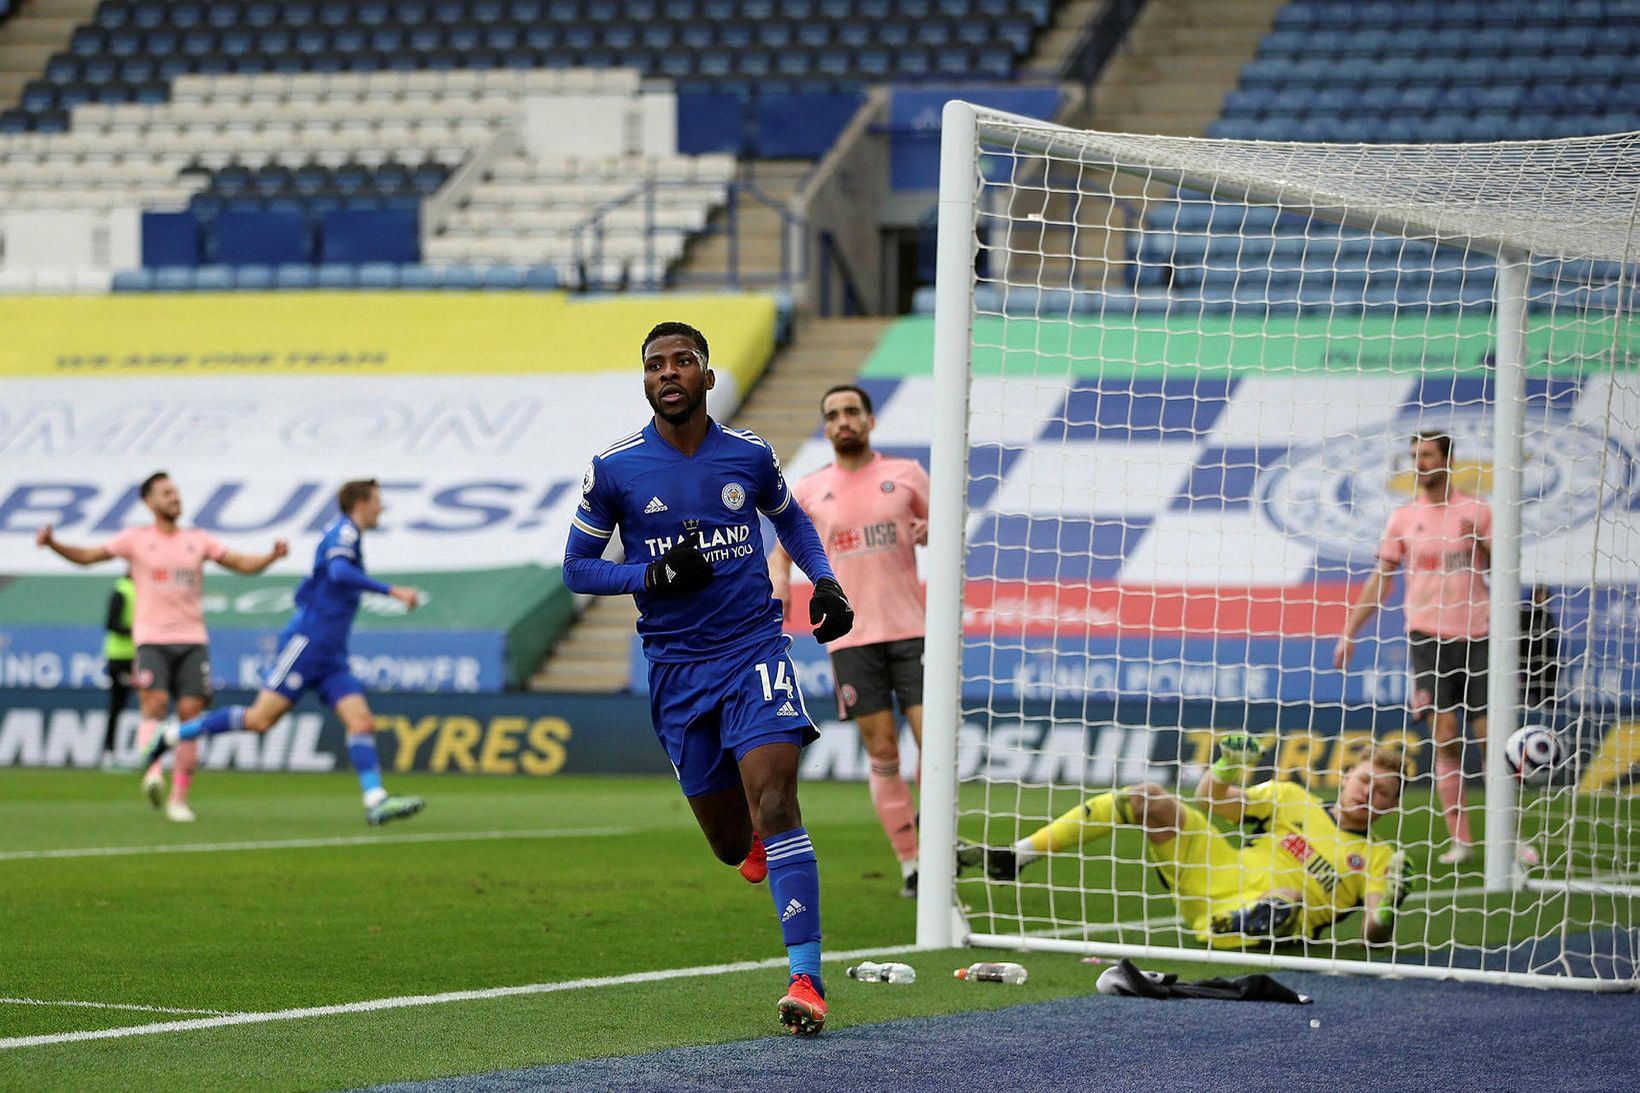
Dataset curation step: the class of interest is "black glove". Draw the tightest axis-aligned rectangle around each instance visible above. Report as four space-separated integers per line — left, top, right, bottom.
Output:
644 533 713 595
809 576 854 643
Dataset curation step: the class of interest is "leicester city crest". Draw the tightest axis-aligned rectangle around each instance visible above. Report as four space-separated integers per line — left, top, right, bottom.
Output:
721 482 747 510
1259 411 1636 561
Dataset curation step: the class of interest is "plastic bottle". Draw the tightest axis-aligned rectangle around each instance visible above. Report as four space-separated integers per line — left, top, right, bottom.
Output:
954 961 1028 985
846 961 917 984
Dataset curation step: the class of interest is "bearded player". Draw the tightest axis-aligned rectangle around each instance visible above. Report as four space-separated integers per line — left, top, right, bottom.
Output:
1334 430 1535 867
37 471 287 821
770 384 930 898
961 739 1411 948
562 321 853 1036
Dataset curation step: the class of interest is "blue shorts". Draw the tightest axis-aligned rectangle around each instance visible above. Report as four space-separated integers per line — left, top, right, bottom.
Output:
263 630 363 708
646 634 818 798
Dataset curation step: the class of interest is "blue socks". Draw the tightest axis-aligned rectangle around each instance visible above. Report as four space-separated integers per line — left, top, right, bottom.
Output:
347 734 386 806
764 826 823 996
176 706 243 742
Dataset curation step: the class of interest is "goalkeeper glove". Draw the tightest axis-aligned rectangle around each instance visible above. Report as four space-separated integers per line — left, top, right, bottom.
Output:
1210 732 1265 784
644 533 713 595
1372 850 1410 933
809 577 854 643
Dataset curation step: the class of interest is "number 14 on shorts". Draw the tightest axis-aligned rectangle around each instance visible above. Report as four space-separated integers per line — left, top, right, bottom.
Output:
754 660 796 702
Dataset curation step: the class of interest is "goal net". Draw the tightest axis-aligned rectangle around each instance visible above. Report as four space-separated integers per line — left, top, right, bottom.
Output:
916 102 1639 991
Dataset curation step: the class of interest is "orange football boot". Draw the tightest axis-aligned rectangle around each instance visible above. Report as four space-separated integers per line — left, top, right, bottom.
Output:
738 832 768 884
778 973 827 1036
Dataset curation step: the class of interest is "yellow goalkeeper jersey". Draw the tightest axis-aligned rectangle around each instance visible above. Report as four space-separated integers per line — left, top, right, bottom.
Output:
1236 780 1398 939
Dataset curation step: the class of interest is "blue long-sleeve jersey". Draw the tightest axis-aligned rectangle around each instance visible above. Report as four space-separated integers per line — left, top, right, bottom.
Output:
563 418 834 663
287 516 390 652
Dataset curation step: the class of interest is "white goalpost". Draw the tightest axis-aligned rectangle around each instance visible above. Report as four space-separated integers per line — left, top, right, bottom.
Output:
918 101 1639 991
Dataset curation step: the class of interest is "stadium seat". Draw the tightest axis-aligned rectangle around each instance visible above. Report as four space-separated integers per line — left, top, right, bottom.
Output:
272 262 317 288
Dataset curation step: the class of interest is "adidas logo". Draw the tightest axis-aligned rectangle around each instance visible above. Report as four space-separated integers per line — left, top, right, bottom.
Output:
781 898 806 922
777 700 799 717
644 496 668 514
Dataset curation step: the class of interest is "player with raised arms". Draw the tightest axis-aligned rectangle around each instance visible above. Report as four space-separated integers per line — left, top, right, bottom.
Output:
137 479 426 827
562 321 853 1036
769 384 930 898
1333 430 1534 866
36 471 287 821
961 738 1411 948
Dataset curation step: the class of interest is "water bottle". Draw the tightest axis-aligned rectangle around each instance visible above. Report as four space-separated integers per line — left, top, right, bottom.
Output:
846 961 917 984
954 961 1028 985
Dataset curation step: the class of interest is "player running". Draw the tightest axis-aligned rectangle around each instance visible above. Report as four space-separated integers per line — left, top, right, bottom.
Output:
36 471 287 821
562 321 853 1036
138 480 426 827
960 738 1411 949
1333 430 1534 867
769 384 930 898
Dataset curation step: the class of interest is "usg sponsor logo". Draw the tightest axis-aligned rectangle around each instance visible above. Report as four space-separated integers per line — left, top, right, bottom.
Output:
1259 412 1637 559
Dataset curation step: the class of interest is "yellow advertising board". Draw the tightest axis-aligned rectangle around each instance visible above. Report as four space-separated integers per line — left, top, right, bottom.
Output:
0 291 777 392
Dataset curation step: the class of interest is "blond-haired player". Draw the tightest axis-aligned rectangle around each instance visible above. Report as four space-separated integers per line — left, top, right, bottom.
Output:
960 738 1411 948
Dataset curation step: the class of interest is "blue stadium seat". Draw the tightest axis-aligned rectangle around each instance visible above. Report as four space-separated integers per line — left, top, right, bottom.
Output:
398 264 443 289
315 263 357 289
481 265 526 289
273 263 318 289
441 266 485 290
356 262 401 289
45 55 83 84
73 26 112 55
319 2 354 27
94 3 132 30
206 2 242 29
130 1 166 29
192 265 234 291
229 263 271 289
112 268 158 291
153 266 199 291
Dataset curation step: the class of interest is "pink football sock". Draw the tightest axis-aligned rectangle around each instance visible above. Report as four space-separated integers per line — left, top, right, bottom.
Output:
170 740 199 803
1435 752 1472 845
868 760 919 862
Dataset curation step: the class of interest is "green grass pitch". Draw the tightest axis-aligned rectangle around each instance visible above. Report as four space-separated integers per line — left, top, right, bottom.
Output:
0 769 1630 1089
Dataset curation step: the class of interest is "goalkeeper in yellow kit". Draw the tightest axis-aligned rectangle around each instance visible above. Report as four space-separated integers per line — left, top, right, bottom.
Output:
959 738 1410 948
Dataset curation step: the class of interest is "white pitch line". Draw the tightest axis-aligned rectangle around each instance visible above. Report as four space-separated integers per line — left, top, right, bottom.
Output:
0 998 241 1017
0 943 922 1051
0 828 632 863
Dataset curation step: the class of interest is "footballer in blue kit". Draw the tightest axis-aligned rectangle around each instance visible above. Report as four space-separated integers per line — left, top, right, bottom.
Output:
563 321 854 1036
139 479 427 827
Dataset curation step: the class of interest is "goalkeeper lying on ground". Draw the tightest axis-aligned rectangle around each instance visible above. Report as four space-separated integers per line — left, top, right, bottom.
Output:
959 739 1410 948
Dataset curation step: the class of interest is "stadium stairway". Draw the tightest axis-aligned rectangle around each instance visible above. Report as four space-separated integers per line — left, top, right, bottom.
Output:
671 158 809 288
528 314 894 693
1000 0 1282 293
0 0 95 106
1014 0 1104 81
1091 0 1282 137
